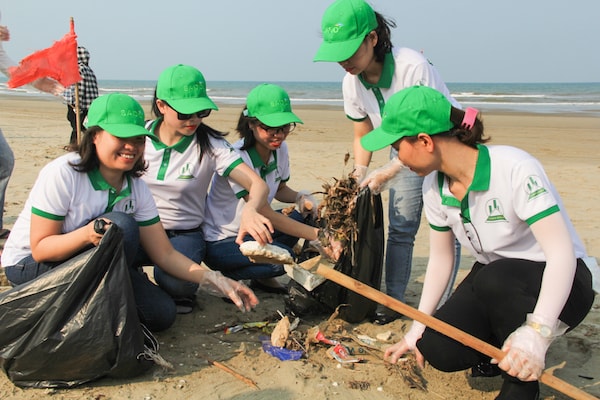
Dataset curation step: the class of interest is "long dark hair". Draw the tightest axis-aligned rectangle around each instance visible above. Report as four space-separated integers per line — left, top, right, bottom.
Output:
373 12 395 62
236 107 258 151
151 89 228 164
70 126 148 177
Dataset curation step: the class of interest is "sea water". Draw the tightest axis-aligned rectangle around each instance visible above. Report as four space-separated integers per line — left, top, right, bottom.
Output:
2 79 599 116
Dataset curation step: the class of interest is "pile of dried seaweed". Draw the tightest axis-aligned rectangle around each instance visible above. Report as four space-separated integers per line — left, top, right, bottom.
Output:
316 172 360 252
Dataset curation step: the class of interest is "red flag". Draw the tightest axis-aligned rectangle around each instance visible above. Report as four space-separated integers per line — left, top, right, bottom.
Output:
7 20 81 88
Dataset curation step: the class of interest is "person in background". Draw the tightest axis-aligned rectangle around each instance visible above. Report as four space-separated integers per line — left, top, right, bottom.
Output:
1 93 259 332
314 0 462 325
139 66 322 312
203 83 317 294
361 85 595 400
63 45 98 151
0 16 64 243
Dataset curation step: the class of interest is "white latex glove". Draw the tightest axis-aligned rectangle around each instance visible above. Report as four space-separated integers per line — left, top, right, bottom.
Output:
493 314 568 381
403 321 426 351
384 321 426 366
308 237 343 263
352 165 368 184
198 270 259 312
295 190 318 218
360 158 405 195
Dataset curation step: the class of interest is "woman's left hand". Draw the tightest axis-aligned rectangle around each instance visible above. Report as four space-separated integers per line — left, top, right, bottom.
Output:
492 314 567 381
199 270 259 312
493 326 547 381
237 206 274 246
0 26 10 41
295 190 318 218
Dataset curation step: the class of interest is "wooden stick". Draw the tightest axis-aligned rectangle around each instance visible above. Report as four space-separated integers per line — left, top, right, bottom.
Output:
299 256 597 400
204 357 259 390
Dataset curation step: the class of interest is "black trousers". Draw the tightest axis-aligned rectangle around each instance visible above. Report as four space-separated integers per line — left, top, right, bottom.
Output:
66 106 88 145
417 258 594 372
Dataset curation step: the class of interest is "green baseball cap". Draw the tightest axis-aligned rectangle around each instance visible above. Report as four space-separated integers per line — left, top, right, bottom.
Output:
156 64 218 114
361 86 455 151
86 93 158 140
314 0 378 62
246 83 303 127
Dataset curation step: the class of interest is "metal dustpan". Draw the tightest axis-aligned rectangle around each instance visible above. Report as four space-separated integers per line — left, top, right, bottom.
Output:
284 256 334 292
239 241 332 291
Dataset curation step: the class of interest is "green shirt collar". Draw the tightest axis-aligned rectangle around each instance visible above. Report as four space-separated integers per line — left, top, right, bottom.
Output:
149 118 194 153
437 144 491 212
358 52 394 90
247 147 277 179
87 168 132 212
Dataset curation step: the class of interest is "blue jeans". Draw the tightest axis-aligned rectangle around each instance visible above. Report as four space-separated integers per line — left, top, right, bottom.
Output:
135 228 204 300
0 128 15 230
204 210 303 281
4 211 176 332
385 148 461 303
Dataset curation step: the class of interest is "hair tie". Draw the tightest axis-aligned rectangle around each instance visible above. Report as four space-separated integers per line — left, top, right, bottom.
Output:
461 107 479 130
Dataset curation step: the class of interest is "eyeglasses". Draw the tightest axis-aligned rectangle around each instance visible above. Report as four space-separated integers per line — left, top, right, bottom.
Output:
460 214 483 254
258 122 296 135
164 101 211 120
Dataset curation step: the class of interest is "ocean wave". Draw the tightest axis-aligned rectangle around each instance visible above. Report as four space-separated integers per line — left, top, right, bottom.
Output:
2 80 599 115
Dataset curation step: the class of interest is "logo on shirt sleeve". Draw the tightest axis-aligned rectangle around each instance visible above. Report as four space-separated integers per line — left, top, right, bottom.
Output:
524 175 548 201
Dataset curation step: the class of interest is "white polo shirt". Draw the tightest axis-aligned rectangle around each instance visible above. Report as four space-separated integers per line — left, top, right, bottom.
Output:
142 119 244 231
343 47 460 127
1 153 160 267
423 145 587 264
202 140 290 241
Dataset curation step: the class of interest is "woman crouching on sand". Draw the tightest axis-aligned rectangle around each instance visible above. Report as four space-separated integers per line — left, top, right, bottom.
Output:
202 83 318 294
0 93 259 332
361 86 595 400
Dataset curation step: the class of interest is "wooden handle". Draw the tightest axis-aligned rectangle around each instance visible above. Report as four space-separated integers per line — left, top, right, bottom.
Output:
300 256 596 400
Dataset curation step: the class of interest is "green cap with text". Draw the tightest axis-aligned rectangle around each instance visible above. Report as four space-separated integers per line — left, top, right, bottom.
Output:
314 0 378 62
361 86 454 151
86 93 158 140
156 64 218 114
246 83 303 127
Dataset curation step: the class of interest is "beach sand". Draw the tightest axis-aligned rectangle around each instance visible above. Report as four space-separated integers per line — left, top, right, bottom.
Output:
0 96 598 399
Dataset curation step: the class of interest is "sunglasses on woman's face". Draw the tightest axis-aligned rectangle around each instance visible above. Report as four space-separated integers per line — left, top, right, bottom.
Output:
258 122 296 135
164 101 211 120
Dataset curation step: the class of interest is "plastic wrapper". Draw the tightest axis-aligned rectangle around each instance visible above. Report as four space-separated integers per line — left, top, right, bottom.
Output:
259 336 304 361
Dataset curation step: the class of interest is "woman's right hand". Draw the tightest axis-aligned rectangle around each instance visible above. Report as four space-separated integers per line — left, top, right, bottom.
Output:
384 321 426 368
87 218 111 247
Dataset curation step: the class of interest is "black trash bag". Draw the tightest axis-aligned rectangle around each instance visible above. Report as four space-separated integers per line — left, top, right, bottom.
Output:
0 225 152 388
286 187 384 323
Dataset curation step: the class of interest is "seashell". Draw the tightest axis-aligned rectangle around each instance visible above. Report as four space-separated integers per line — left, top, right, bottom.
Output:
271 316 290 347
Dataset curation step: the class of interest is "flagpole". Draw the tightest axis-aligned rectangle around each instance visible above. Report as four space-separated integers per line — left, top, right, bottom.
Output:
75 81 81 145
71 17 82 146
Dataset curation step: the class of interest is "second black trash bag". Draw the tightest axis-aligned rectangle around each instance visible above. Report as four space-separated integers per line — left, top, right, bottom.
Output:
286 187 384 323
0 225 152 388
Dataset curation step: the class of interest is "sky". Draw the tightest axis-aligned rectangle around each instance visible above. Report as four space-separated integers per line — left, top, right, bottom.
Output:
1 0 599 83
